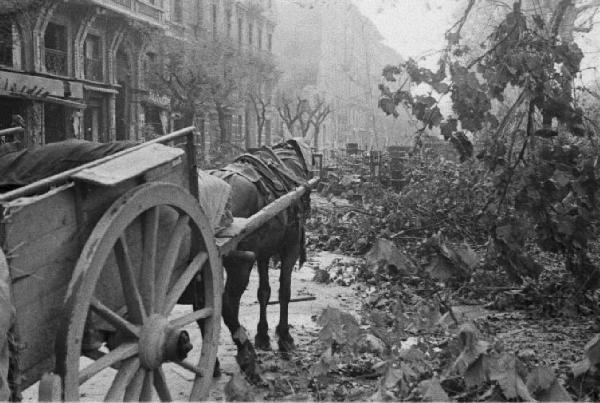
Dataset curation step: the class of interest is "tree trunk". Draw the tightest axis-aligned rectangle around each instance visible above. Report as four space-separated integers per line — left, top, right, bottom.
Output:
182 109 195 127
313 127 320 150
284 122 294 139
216 104 228 146
257 121 264 146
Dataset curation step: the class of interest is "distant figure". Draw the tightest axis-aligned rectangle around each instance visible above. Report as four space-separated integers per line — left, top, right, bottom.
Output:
71 111 82 139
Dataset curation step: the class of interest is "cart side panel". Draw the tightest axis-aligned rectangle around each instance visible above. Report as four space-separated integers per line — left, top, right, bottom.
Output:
3 160 190 389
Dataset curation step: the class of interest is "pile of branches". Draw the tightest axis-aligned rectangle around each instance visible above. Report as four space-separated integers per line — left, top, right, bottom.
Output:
312 302 600 402
308 153 489 255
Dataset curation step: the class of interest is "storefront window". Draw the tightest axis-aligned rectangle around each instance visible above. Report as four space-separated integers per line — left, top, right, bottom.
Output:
143 104 163 140
44 103 67 143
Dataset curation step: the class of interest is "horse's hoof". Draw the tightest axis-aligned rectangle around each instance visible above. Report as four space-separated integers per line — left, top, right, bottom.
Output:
277 337 296 353
213 357 222 378
236 340 265 385
254 334 272 351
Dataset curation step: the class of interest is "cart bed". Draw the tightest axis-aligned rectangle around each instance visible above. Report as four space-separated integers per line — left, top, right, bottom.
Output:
0 139 192 389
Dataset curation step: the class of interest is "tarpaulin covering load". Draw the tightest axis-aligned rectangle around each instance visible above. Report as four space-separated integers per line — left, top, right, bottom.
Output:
197 170 233 232
0 138 234 233
0 140 137 193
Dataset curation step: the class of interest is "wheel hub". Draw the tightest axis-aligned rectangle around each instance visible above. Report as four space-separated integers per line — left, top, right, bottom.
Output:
138 314 193 369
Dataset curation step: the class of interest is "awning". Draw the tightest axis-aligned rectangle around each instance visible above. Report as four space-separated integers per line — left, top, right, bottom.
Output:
84 84 119 94
0 90 87 109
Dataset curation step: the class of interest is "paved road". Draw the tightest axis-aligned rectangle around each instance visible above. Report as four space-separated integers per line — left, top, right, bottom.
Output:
22 251 359 401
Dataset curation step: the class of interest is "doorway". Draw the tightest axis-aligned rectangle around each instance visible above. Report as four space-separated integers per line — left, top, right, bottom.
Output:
115 47 131 141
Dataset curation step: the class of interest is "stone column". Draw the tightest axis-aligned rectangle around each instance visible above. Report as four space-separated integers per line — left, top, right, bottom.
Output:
108 94 116 141
74 8 103 79
32 2 58 73
26 102 44 148
107 24 126 85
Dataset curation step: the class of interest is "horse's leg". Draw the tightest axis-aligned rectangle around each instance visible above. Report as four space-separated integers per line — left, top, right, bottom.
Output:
221 254 263 383
255 255 272 350
193 283 222 377
276 243 299 353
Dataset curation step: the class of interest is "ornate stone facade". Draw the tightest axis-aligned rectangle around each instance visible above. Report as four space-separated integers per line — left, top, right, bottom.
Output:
0 0 276 148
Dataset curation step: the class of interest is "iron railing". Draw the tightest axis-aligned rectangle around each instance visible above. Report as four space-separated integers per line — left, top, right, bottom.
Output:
98 0 164 23
45 48 68 76
137 1 161 19
85 58 103 82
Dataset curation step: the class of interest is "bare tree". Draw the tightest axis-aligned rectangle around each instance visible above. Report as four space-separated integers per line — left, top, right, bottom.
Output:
276 95 304 138
247 58 278 146
276 94 332 144
299 96 332 141
147 37 252 148
249 92 269 146
309 99 332 149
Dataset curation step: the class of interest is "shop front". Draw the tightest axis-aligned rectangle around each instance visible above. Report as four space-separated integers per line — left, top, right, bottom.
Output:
141 90 170 141
0 70 85 146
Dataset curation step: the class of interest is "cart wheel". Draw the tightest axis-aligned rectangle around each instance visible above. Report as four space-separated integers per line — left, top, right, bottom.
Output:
56 182 222 401
0 248 14 401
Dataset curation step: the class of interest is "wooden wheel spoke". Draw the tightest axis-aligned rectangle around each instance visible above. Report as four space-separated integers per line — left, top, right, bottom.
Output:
153 368 172 402
90 298 140 338
79 342 138 385
163 251 208 314
170 307 213 329
154 215 190 311
140 370 154 402
61 183 222 401
174 359 204 377
114 236 146 323
124 368 146 402
104 357 140 401
141 207 159 314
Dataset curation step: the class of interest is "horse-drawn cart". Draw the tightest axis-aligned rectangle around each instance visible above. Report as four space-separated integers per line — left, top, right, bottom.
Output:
0 127 317 401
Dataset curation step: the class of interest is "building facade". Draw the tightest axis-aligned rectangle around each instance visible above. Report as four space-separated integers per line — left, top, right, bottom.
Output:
0 0 276 149
274 1 413 151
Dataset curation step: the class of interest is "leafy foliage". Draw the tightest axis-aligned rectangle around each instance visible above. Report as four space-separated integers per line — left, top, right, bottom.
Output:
378 1 600 288
309 294 597 401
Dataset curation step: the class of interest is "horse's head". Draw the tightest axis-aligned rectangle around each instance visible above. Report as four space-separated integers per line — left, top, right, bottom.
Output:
285 137 313 177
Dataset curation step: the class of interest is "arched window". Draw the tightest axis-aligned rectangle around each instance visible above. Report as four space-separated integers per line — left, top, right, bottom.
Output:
84 34 102 81
44 22 68 76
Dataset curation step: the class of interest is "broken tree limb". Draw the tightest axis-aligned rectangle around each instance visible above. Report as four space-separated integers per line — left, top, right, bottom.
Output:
253 296 317 306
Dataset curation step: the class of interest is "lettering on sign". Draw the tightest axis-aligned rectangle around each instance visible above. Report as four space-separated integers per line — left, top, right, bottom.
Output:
1 78 50 98
147 91 171 107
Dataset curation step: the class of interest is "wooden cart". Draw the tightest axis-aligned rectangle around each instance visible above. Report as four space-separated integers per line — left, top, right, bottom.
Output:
0 127 316 401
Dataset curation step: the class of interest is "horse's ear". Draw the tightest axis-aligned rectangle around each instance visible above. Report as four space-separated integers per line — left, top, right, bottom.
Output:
287 137 312 175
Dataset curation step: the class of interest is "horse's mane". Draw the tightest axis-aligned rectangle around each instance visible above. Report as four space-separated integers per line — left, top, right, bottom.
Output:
272 138 311 176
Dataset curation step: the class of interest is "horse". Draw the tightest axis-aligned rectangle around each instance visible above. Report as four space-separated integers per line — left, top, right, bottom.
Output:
207 138 312 381
0 136 312 386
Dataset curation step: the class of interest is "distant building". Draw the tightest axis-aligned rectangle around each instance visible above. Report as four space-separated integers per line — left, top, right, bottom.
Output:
0 0 275 148
273 1 413 151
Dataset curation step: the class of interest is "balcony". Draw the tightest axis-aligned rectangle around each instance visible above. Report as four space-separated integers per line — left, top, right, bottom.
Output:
85 58 103 82
86 0 165 26
45 48 68 76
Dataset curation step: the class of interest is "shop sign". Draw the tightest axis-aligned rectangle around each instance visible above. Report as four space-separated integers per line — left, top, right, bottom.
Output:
147 91 171 107
1 78 50 98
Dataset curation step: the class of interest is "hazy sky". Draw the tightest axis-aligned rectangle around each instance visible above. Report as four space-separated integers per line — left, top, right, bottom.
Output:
352 0 600 84
353 0 462 62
